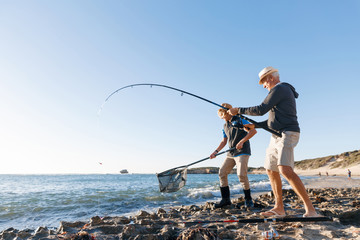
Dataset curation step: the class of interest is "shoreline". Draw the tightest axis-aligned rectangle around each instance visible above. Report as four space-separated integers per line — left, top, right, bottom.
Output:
251 166 360 177
1 176 360 239
188 162 360 176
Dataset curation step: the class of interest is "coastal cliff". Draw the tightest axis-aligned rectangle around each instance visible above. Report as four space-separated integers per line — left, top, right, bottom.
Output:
294 149 360 176
294 149 360 170
188 149 360 176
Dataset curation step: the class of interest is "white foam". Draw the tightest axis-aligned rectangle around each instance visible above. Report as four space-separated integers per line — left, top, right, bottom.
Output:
187 186 218 199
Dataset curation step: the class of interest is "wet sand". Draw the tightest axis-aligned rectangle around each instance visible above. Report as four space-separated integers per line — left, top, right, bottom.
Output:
303 175 360 188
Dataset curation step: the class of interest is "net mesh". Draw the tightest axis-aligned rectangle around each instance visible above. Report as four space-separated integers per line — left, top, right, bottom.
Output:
156 168 188 193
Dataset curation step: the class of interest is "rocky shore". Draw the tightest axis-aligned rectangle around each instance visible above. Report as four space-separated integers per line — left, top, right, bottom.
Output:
1 185 360 240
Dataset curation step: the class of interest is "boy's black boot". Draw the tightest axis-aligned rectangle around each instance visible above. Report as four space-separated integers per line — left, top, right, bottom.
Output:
244 189 254 208
214 186 231 208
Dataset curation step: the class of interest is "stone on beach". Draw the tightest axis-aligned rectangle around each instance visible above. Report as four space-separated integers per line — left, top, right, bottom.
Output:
1 185 360 239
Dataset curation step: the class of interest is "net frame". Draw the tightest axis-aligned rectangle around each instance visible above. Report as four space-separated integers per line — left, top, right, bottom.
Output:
157 167 187 193
156 148 234 193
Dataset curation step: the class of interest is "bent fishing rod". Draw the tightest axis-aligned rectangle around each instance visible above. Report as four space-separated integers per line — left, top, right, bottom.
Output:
99 83 281 137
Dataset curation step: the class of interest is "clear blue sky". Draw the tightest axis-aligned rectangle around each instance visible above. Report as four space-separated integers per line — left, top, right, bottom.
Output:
1 1 359 174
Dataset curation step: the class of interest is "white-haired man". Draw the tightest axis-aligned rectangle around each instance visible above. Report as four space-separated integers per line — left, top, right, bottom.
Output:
228 67 320 218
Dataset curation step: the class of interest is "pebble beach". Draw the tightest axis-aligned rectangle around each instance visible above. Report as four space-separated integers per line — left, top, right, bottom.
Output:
1 176 360 240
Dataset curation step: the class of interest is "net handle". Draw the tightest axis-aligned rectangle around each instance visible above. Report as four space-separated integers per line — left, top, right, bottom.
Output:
185 147 235 168
177 147 236 170
156 147 235 176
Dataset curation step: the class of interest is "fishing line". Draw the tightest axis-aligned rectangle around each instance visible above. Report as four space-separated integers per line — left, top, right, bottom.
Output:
98 83 281 137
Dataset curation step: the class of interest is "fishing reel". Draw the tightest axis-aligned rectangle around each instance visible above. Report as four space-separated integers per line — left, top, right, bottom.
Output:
230 116 245 129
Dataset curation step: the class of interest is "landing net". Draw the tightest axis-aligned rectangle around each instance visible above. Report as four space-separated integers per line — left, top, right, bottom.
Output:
156 167 188 193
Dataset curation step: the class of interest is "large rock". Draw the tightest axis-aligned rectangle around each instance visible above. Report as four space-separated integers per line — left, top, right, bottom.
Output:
338 209 360 225
177 226 218 240
57 221 87 234
0 230 17 240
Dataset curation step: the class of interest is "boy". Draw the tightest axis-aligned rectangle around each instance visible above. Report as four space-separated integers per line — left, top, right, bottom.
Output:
210 103 257 208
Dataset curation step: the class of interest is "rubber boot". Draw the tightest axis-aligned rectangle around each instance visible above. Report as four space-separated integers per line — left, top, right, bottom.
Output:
244 189 254 208
214 186 231 208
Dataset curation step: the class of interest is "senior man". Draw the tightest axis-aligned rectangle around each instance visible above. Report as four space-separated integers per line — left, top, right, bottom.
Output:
228 66 320 218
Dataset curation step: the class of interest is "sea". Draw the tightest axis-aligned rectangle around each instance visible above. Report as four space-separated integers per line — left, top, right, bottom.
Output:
0 174 316 231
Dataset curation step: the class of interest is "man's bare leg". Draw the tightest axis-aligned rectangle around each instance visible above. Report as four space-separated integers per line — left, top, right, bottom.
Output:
262 169 286 216
279 165 319 217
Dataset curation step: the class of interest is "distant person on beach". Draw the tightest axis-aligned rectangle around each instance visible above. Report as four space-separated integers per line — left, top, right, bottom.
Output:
348 169 351 179
228 66 320 218
319 172 321 177
326 171 329 177
210 103 257 208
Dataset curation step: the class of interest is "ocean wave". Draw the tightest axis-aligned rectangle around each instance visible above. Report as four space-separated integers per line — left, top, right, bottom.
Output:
0 174 272 231
251 180 272 190
187 187 216 199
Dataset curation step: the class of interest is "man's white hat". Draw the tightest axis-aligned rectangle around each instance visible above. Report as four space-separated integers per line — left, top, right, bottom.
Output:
258 66 278 84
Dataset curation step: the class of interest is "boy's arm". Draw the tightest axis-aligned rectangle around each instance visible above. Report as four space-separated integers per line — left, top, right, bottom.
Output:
236 127 257 150
243 123 255 131
210 137 227 159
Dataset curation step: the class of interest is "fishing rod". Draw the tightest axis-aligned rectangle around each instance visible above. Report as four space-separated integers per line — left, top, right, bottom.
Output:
181 216 333 224
99 83 224 112
99 83 281 137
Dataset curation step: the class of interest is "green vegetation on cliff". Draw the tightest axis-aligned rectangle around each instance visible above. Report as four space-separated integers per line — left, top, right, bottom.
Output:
294 149 360 170
188 150 360 173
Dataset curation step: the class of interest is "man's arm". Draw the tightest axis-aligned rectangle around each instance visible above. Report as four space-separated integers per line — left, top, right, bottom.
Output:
239 87 283 116
228 86 282 116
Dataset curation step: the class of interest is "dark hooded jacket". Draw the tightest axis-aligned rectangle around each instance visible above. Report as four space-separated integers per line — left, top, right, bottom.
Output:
239 82 300 133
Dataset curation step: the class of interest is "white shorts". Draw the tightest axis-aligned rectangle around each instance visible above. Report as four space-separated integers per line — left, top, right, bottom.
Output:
264 131 300 172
